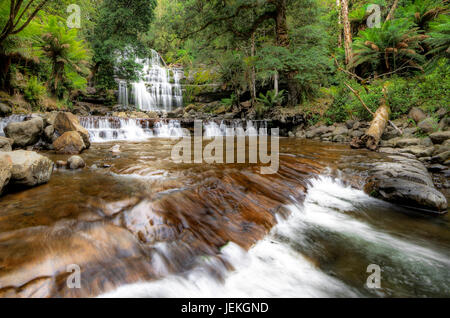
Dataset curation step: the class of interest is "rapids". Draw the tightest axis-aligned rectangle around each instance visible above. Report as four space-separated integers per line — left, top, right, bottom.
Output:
0 136 448 298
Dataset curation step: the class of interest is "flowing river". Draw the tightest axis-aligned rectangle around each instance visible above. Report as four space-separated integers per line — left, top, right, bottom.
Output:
0 132 449 297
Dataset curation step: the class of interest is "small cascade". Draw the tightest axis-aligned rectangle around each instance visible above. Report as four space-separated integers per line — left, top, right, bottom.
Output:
80 117 185 142
204 120 268 138
0 115 27 136
120 50 183 112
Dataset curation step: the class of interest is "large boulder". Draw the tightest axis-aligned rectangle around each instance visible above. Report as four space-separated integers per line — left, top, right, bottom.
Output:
364 155 447 213
4 117 44 148
0 150 53 188
408 107 427 123
53 131 86 154
53 112 90 148
0 154 12 194
0 136 13 152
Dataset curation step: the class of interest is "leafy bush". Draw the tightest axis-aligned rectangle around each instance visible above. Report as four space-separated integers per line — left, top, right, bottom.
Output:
256 90 285 108
23 76 46 110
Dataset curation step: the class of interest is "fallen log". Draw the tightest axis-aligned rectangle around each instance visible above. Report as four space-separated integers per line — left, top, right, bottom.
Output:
351 101 390 150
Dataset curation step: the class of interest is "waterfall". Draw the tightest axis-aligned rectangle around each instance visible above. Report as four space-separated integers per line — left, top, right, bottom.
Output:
120 50 183 112
118 81 128 107
204 120 268 138
80 117 185 142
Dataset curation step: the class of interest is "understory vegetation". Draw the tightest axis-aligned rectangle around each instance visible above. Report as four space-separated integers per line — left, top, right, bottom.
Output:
0 0 448 123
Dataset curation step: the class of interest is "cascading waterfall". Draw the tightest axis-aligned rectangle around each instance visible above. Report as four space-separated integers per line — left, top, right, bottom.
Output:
204 120 268 137
80 117 185 142
119 50 183 112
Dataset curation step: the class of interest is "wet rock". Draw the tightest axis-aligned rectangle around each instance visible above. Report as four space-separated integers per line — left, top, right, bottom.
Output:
53 131 86 154
110 144 121 156
0 154 12 194
345 120 356 129
0 102 12 117
439 117 449 131
418 118 438 134
431 151 450 164
306 126 331 138
332 126 349 136
429 131 450 144
67 155 85 170
53 112 90 149
55 160 67 169
351 130 364 138
44 125 56 143
332 134 348 143
399 146 434 158
0 150 53 188
408 107 427 123
427 164 447 173
0 136 13 152
395 137 433 148
4 117 44 148
365 155 447 213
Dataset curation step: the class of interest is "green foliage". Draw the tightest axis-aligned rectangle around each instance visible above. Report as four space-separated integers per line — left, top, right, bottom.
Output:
37 17 89 98
91 0 157 89
352 19 426 76
426 14 450 63
23 76 46 110
256 90 285 108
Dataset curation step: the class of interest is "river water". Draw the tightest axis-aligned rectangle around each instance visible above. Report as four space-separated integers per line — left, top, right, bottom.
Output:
0 137 448 298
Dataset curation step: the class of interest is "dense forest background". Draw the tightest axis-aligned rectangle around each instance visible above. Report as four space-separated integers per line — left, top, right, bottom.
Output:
0 0 448 124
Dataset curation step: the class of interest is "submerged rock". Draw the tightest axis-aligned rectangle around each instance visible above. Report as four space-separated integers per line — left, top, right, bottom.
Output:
67 155 85 170
53 131 86 154
364 155 447 213
0 150 53 188
4 117 44 148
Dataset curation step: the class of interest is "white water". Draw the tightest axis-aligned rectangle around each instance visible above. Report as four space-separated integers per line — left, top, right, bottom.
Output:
101 176 449 298
204 121 268 138
80 117 185 142
120 50 183 112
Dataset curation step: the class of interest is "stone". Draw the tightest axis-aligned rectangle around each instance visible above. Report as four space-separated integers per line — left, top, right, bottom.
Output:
364 156 447 212
332 126 349 136
408 107 427 123
4 117 44 148
439 117 449 131
0 150 53 188
67 155 85 170
418 118 438 134
431 151 450 164
427 164 447 173
402 127 418 137
332 134 348 143
351 130 364 138
55 160 67 169
436 108 448 119
345 120 356 129
395 137 433 148
306 126 332 138
0 154 12 194
53 131 86 154
0 102 12 117
429 131 450 144
433 141 450 156
0 136 13 152
44 125 56 142
399 146 434 158
53 112 90 149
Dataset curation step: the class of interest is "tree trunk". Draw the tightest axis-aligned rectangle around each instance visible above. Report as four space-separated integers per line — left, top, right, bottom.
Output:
250 32 257 105
274 0 300 105
386 0 399 21
341 0 353 66
0 52 11 91
351 101 390 150
274 71 279 95
337 0 342 47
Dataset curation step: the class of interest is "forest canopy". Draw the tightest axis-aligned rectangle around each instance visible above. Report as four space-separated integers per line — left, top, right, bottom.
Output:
0 0 448 121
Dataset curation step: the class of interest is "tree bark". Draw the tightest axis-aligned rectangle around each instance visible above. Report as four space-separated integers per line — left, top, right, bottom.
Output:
351 101 390 150
0 52 12 91
386 0 399 21
337 0 342 47
250 32 257 105
341 0 353 66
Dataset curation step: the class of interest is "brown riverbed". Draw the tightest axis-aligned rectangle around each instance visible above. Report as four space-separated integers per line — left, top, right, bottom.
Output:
0 139 448 297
